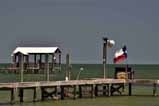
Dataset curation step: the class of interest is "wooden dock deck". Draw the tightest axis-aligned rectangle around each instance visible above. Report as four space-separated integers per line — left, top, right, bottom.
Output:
0 79 125 88
0 79 158 103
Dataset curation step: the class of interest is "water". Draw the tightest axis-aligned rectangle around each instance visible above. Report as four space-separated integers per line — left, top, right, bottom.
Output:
0 64 159 106
1 96 159 106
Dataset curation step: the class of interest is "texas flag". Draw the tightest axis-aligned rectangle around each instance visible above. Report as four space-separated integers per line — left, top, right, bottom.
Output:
114 46 127 63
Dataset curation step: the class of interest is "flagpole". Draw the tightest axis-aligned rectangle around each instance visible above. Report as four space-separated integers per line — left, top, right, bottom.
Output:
103 37 108 79
125 46 128 80
102 37 115 79
125 58 128 80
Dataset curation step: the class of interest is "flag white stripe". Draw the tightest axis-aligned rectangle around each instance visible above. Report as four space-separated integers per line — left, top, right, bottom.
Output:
114 49 124 58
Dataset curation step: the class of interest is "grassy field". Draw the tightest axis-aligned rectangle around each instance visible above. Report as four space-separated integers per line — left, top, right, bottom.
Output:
0 64 159 106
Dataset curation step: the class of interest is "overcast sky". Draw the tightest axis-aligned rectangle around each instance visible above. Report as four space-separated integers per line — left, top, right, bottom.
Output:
0 0 159 64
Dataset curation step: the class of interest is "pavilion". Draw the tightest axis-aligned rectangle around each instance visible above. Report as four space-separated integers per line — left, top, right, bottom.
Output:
12 47 61 82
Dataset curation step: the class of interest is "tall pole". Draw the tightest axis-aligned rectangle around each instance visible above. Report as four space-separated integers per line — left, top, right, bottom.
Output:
103 37 107 79
20 53 24 82
66 53 70 80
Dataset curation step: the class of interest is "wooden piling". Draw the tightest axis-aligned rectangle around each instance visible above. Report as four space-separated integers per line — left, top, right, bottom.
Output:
128 83 132 96
79 85 82 98
73 85 76 99
19 88 24 102
61 86 64 100
41 87 45 101
108 84 111 96
91 85 95 98
103 85 107 96
94 85 98 96
54 86 58 97
33 87 37 102
10 88 15 104
153 83 157 96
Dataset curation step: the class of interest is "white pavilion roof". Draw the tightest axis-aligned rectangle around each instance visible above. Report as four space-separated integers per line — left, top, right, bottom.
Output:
12 47 61 55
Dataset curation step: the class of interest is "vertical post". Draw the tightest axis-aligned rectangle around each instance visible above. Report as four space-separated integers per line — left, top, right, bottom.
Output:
61 86 64 100
11 88 15 104
39 54 42 70
26 55 29 68
128 83 132 96
73 85 76 99
108 84 111 96
91 85 95 98
34 54 37 73
12 55 16 64
66 53 70 80
19 88 24 102
103 85 107 96
41 87 45 101
33 87 37 102
12 55 17 73
34 54 37 65
45 54 49 81
103 38 107 79
153 83 157 96
19 53 24 82
54 86 58 96
95 85 98 96
79 85 82 98
26 55 29 63
59 53 61 71
52 53 55 72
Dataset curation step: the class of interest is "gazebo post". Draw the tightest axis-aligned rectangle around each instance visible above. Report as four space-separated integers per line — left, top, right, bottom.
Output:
12 55 17 73
45 54 49 81
34 54 36 64
39 54 42 70
34 54 37 65
52 53 55 72
26 55 29 68
12 55 16 64
39 54 42 63
59 53 61 71
34 54 37 73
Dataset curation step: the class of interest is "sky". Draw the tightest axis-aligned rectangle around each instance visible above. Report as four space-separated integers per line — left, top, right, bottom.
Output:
0 0 159 64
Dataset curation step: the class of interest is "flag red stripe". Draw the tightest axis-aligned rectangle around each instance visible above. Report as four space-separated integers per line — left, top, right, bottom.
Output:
114 54 126 63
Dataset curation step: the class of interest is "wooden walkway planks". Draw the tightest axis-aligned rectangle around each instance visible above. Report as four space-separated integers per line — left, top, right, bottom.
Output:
0 79 158 103
0 79 126 89
0 79 159 89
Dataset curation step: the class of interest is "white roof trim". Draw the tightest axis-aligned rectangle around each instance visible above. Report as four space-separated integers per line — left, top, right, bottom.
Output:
12 47 60 55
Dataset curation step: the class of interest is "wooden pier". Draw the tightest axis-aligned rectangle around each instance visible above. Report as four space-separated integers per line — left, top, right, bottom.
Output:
0 78 158 104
